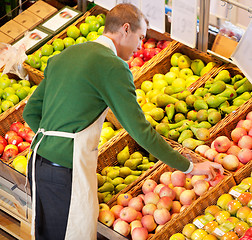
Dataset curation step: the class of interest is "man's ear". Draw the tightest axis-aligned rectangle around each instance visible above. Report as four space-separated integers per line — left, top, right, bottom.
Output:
122 23 130 35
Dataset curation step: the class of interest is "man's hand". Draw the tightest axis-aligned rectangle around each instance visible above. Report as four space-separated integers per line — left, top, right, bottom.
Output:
190 161 224 181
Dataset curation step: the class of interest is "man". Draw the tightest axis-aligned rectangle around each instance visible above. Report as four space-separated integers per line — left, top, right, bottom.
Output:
23 3 223 240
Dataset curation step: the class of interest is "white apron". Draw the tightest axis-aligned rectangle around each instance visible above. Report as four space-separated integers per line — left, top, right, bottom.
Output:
30 108 109 240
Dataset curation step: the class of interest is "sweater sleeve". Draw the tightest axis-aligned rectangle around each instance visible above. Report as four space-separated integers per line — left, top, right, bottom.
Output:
97 61 191 172
23 66 47 133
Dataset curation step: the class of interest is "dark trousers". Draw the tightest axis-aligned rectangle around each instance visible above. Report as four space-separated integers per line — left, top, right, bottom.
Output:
28 154 72 240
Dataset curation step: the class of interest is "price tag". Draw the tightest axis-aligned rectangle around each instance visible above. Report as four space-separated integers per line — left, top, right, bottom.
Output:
193 219 204 229
116 0 141 9
229 189 241 198
171 0 197 48
231 20 252 84
213 227 225 237
141 0 165 33
94 0 116 10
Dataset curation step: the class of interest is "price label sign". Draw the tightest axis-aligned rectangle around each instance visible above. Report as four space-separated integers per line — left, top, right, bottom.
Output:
231 20 252 84
171 0 197 48
94 0 116 10
141 0 165 33
116 0 141 9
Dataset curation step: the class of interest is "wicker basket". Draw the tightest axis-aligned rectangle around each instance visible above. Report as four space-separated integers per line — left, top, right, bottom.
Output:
150 174 236 240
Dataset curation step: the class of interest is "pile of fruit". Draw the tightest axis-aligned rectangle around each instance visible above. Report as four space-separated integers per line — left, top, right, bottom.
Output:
195 111 252 172
97 146 158 204
0 73 37 113
0 121 34 162
98 168 224 239
99 121 123 148
25 13 106 72
127 38 172 72
169 176 252 240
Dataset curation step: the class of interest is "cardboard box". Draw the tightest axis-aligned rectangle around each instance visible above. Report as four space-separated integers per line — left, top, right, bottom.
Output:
39 6 83 35
13 10 43 30
0 20 27 41
26 0 57 20
12 27 53 54
211 34 238 59
0 31 14 44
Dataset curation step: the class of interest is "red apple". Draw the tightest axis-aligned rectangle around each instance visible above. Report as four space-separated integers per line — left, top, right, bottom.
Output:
8 135 23 146
238 192 252 206
5 130 18 141
17 127 31 139
0 143 5 156
120 207 137 223
237 120 245 128
179 190 196 205
142 203 157 216
154 184 165 195
17 141 31 153
159 186 176 200
144 192 160 205
227 145 241 157
238 135 252 149
143 48 156 61
195 145 210 157
128 197 144 212
214 136 232 153
0 136 7 148
238 148 252 164
1 147 19 161
231 127 247 142
193 180 210 196
143 38 156 49
10 121 24 133
126 56 134 68
24 130 35 143
98 209 115 227
249 128 252 137
131 57 144 67
117 193 133 207
241 120 252 132
142 179 157 194
191 175 206 186
153 208 171 225
111 205 123 219
171 171 186 187
209 173 224 187
157 40 170 49
214 153 227 164
171 201 182 214
132 227 148 240
173 186 186 200
141 215 157 232
246 112 252 120
204 148 218 161
157 196 173 210
159 172 172 185
113 220 130 237
133 49 144 58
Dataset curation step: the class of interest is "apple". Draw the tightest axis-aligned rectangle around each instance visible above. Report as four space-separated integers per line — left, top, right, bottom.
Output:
236 206 252 221
5 130 18 141
217 194 233 210
193 180 209 196
171 53 183 67
98 210 115 227
214 210 231 224
241 119 252 132
130 220 142 235
142 179 157 194
177 55 191 69
214 136 232 153
205 205 221 216
249 128 252 137
113 220 130 237
10 121 24 133
154 184 165 195
120 207 137 223
159 171 172 185
136 211 142 221
179 189 196 205
227 145 241 157
227 199 242 215
237 120 245 128
0 136 7 148
142 203 157 216
17 141 31 153
157 40 170 49
191 175 206 187
17 127 31 139
143 38 156 49
141 215 157 232
183 223 198 238
237 192 252 206
234 221 249 238
143 48 156 61
63 37 75 48
157 196 173 210
191 229 208 240
204 148 218 161
191 59 205 76
132 227 148 240
214 153 227 164
8 135 23 146
1 147 19 161
179 68 194 80
238 135 252 149
131 57 144 67
170 201 182 214
144 192 160 205
0 143 5 155
246 111 252 120
99 203 110 212
159 186 176 200
195 145 210 157
184 178 193 190
238 148 252 164
128 197 144 212
110 205 123 219
117 193 133 207
173 187 186 200
209 173 224 187
222 154 239 171
231 127 247 142
222 232 239 240
153 208 171 225
171 171 186 187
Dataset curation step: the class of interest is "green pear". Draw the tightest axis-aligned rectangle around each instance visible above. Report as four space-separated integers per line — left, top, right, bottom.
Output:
161 116 169 123
104 193 113 203
220 105 238 115
147 107 165 121
194 87 208 97
206 95 228 108
130 151 143 159
177 90 191 101
117 146 130 165
191 126 210 141
185 95 197 108
231 74 243 85
187 110 198 121
208 81 226 94
175 100 188 114
196 109 208 122
97 173 105 187
156 123 170 138
131 170 142 176
194 99 208 110
145 114 159 127
208 111 222 125
195 121 212 129
115 184 127 193
168 119 190 129
218 100 230 110
168 129 180 140
124 175 139 185
142 157 149 164
174 113 186 123
107 169 120 179
204 78 215 88
236 80 252 95
235 92 251 101
156 94 177 107
98 182 114 193
124 158 142 170
149 153 158 162
233 98 246 107
164 86 175 95
119 167 132 178
217 88 237 100
178 129 193 143
111 177 124 186
191 59 205 76
98 192 104 203
214 70 231 83
234 78 247 90
200 62 216 76
137 162 155 171
177 121 195 132
225 84 235 90
165 104 175 122
101 166 114 176
208 108 218 114
203 93 212 102
182 138 205 150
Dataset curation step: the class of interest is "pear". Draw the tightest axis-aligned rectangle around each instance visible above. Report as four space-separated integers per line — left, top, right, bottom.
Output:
105 176 113 184
191 59 205 76
182 138 205 150
131 170 142 176
130 151 143 159
124 175 139 185
124 158 142 170
164 86 175 95
177 90 191 101
161 116 169 123
174 113 186 123
104 193 113 203
218 100 230 110
111 177 124 186
235 92 251 101
149 153 158 162
234 78 247 90
200 62 216 76
178 129 193 143
231 74 243 85
203 93 212 101
204 78 215 88
194 87 208 97
98 182 114 193
208 108 218 114
165 104 175 122
195 121 212 129
175 100 188 114
147 107 165 121
214 70 231 83
208 111 222 125
196 109 208 122
101 166 114 176
142 157 149 164
168 129 180 140
208 80 226 94
185 95 197 108
119 166 132 178
137 162 155 171
98 192 104 203
145 114 159 127
146 89 161 102
236 79 252 95
217 88 237 100
194 99 208 111
97 173 105 187
156 122 170 138
156 94 176 107
206 95 227 108
177 121 195 132
115 184 127 193
117 146 130 165
107 169 120 179
191 126 210 141
225 84 235 90
142 102 156 113
168 119 190 129
220 105 238 115
187 110 198 121
233 98 246 107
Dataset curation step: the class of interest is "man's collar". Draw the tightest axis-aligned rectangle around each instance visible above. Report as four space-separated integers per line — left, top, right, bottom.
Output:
93 35 117 56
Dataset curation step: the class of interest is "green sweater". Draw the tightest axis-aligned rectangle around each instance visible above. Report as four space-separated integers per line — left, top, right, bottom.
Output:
23 41 190 171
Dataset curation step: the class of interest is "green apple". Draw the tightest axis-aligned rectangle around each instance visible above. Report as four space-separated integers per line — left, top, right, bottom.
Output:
2 87 15 99
191 59 205 76
75 36 87 44
10 79 17 84
0 78 11 89
0 73 8 79
40 62 47 72
141 80 153 93
171 78 186 91
97 26 104 35
1 100 14 111
34 50 42 58
41 44 54 56
29 85 37 94
63 37 75 48
11 83 22 91
185 75 200 88
170 52 183 67
89 20 100 32
179 68 194 80
6 94 19 105
177 55 191 69
19 80 31 87
67 25 80 39
41 56 49 63
164 71 178 85
86 31 99 41
152 79 168 91
22 86 31 94
52 50 61 56
170 67 180 76
16 88 28 100
96 14 105 26
52 38 65 51
28 55 42 69
85 15 96 23
79 23 90 37
0 88 4 98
